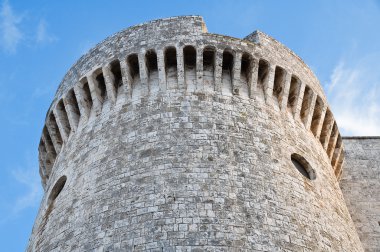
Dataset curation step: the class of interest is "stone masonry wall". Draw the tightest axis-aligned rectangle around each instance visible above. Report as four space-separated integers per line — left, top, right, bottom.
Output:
28 16 362 251
340 137 380 252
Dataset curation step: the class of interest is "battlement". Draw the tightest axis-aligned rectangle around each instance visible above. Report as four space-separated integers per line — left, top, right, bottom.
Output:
38 16 344 188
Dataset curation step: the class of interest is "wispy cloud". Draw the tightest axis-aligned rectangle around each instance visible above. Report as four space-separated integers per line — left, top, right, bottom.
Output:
11 164 42 215
326 54 380 136
36 19 57 44
0 0 23 53
0 153 42 225
0 1 57 53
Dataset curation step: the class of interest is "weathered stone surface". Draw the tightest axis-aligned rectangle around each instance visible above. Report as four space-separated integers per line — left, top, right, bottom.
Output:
341 137 380 252
28 16 364 251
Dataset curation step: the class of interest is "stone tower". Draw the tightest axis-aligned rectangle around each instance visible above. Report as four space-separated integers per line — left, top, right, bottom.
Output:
28 16 366 251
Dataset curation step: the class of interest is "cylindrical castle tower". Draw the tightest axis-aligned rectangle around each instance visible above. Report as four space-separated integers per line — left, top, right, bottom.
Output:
28 16 363 251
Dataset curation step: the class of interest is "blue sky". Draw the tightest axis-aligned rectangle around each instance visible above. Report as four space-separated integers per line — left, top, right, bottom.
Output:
0 0 379 250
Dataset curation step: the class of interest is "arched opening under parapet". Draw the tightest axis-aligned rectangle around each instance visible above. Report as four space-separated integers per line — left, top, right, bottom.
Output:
257 59 269 97
300 85 313 126
56 99 71 137
66 89 80 128
80 78 93 117
164 47 178 88
240 53 252 98
222 49 234 94
183 46 197 89
310 96 324 136
94 69 107 104
287 75 301 116
47 113 63 150
145 50 159 92
291 153 316 180
273 66 286 106
110 60 122 96
127 54 140 84
203 46 215 90
183 46 196 68
319 109 333 146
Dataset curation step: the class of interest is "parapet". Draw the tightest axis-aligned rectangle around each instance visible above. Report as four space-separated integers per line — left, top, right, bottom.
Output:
38 16 344 188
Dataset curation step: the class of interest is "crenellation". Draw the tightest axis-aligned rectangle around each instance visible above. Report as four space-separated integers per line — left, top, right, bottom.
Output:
29 16 370 252
38 33 348 184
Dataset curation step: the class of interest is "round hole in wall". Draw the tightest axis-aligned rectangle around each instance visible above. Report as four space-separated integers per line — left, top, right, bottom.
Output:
48 175 67 205
291 153 316 180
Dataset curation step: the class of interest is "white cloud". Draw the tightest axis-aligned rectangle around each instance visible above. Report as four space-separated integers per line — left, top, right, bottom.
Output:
36 19 57 44
0 0 23 53
326 54 380 136
0 1 57 53
11 166 42 215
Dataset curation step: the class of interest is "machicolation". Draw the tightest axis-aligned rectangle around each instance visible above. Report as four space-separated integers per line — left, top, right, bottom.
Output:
28 16 379 251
